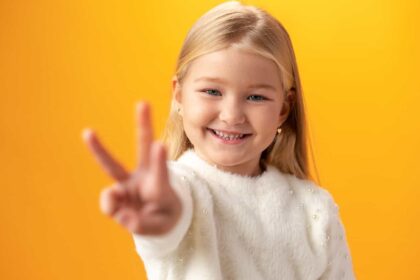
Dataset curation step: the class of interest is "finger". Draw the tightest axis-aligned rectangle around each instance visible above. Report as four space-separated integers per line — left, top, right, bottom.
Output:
99 185 127 216
139 142 168 202
136 204 176 235
114 208 138 231
151 141 169 187
136 102 154 171
81 128 130 182
130 204 174 235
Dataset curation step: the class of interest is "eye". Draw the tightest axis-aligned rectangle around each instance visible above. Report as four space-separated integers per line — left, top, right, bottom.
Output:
201 89 221 96
248 95 267 102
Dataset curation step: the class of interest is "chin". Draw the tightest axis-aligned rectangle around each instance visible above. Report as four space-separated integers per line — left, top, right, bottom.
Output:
210 153 248 167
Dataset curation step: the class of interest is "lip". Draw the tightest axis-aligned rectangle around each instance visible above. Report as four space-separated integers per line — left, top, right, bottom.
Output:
208 128 252 135
207 128 251 145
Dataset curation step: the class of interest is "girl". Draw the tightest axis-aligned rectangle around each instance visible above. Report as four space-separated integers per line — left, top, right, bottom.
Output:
82 1 356 279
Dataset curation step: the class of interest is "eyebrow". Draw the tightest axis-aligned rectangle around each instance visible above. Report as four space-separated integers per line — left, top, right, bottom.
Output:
194 77 277 91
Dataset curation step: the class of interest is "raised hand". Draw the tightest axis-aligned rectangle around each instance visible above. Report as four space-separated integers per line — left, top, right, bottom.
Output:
81 102 182 236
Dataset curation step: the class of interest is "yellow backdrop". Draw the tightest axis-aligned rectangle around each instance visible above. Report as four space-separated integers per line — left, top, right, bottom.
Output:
1 0 419 279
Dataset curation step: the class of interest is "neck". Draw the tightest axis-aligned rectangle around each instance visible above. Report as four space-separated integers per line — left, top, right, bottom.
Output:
193 149 265 177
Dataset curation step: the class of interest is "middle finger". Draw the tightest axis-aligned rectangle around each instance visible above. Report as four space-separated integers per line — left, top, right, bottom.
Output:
136 101 154 170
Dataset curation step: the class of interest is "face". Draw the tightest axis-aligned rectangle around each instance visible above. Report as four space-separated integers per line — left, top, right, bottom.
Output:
173 47 292 176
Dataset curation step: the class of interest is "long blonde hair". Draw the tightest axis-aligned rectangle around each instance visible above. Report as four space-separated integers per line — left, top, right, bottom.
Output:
162 1 320 184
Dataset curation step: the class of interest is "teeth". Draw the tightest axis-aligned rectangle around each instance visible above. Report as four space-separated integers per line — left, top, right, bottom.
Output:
213 129 244 140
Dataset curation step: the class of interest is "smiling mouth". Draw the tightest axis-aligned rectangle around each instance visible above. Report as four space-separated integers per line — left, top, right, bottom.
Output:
207 128 252 141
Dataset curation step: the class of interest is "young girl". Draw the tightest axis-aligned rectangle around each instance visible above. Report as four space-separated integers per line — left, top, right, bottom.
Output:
82 1 355 279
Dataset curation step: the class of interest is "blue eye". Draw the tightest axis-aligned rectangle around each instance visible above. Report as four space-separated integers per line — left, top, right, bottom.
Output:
248 95 267 101
202 89 221 96
201 89 267 101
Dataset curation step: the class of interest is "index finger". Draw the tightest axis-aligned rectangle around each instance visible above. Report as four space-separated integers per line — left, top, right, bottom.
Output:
81 128 130 182
136 102 154 170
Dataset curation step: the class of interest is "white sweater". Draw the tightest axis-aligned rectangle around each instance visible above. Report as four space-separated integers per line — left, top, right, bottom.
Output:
132 149 356 279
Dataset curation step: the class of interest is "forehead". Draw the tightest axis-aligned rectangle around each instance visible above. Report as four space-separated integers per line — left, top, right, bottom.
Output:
186 48 282 88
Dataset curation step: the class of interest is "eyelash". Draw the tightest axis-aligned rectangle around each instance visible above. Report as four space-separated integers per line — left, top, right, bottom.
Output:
201 89 268 101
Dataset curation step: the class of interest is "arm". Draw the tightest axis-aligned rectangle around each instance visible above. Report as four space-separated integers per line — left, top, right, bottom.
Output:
320 196 356 280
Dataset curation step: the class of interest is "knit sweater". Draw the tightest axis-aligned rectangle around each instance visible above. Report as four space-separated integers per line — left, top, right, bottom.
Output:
132 149 356 279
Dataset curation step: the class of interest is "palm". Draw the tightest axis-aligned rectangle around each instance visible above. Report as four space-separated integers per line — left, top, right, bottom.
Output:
81 102 182 235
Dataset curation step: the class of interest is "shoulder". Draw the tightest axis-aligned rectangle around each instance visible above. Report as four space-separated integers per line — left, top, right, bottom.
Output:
282 172 338 212
278 172 343 236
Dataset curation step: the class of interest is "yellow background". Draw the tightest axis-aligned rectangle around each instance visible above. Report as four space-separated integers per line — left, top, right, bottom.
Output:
1 0 419 279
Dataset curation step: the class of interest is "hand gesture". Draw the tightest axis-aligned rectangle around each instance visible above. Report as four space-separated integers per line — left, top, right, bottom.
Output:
81 102 182 236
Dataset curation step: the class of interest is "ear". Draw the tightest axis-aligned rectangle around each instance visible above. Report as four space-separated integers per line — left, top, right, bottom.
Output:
278 88 295 126
172 75 182 104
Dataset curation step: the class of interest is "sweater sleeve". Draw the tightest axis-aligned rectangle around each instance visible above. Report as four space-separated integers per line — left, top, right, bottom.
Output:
319 193 356 280
131 163 193 260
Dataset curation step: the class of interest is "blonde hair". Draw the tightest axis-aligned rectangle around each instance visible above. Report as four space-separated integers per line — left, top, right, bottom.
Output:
162 0 320 184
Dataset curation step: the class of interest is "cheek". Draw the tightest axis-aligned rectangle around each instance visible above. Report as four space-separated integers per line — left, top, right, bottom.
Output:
250 110 279 141
182 103 216 148
184 98 216 127
252 109 279 130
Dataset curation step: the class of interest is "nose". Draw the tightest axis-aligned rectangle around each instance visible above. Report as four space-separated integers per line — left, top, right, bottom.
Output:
219 97 246 125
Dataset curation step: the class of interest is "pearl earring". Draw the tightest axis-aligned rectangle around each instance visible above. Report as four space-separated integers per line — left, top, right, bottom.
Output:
277 127 282 134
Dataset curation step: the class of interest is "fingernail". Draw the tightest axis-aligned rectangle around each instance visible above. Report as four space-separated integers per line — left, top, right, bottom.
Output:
136 101 142 109
152 141 160 151
154 141 166 154
81 128 92 141
155 140 164 148
136 101 147 111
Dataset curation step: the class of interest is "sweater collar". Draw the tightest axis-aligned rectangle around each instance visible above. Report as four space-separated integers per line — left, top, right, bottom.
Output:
176 148 283 188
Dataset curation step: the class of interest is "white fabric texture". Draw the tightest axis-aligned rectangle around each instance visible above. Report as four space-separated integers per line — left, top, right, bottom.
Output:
132 149 356 279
